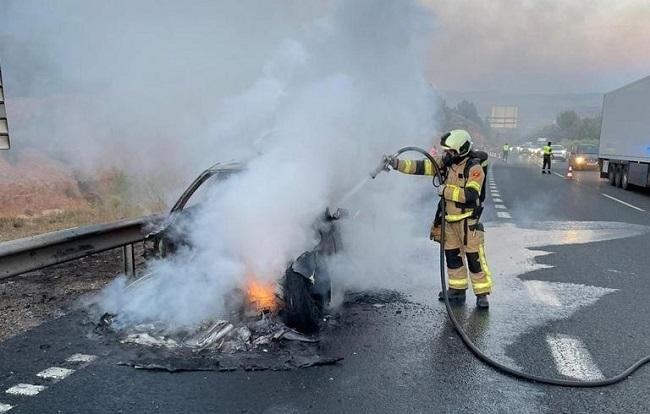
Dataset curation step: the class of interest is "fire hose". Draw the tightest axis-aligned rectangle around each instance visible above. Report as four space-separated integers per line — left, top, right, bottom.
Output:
372 146 650 387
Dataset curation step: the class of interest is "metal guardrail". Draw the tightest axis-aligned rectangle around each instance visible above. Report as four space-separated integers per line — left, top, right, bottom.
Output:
0 215 161 280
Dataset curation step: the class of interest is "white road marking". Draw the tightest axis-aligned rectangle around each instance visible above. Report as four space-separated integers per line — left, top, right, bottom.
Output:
552 171 564 178
5 384 46 396
546 334 604 380
495 204 507 209
524 281 561 307
601 193 646 212
493 198 503 203
37 367 74 381
66 354 97 363
496 211 512 219
491 192 501 197
0 354 99 413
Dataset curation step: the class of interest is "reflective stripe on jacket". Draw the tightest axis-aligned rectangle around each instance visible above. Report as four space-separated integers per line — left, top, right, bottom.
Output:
396 157 485 222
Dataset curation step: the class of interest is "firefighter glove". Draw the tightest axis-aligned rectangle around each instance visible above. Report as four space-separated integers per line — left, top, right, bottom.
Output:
430 222 441 242
438 184 446 197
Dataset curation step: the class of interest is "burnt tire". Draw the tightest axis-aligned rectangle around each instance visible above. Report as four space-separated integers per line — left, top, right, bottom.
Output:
608 166 616 185
615 166 623 188
621 166 630 190
281 268 323 334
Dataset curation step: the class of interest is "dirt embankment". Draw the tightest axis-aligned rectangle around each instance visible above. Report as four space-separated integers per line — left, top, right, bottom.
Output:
0 149 90 218
0 149 161 241
0 245 146 343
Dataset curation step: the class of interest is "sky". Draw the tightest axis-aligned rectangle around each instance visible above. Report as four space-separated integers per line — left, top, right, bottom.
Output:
0 0 649 176
422 0 650 93
2 0 650 99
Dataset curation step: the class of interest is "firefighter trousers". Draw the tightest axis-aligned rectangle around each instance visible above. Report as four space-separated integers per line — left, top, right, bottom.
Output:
442 219 492 295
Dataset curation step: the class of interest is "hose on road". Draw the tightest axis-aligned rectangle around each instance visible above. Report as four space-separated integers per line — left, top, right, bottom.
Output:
383 146 650 387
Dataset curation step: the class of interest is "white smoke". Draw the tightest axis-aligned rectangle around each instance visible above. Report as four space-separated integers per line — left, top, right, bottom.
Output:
94 0 440 327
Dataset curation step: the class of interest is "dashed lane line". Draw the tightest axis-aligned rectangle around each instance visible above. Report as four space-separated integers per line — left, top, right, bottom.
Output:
601 193 646 212
2 354 97 412
551 171 564 178
546 334 604 380
496 211 511 219
493 198 503 203
5 384 46 397
66 354 97 363
36 367 74 381
494 204 506 210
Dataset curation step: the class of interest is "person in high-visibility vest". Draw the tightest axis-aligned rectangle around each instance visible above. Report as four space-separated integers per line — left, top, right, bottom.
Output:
502 143 510 162
542 141 552 174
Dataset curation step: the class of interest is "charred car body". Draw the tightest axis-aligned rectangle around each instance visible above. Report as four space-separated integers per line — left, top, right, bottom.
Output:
144 161 337 333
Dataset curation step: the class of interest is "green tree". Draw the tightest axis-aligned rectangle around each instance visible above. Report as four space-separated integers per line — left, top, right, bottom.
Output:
556 110 579 131
455 100 481 125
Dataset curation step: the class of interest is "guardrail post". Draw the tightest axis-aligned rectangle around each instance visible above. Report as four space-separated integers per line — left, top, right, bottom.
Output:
123 244 135 277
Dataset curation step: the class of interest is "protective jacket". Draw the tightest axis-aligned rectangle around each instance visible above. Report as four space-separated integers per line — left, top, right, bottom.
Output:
394 152 492 294
394 153 487 222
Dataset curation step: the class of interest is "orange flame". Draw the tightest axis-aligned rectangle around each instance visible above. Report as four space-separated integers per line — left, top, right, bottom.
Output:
244 276 277 312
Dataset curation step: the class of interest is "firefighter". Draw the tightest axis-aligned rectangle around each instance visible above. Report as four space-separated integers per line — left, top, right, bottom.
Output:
387 130 492 309
502 143 509 162
542 141 552 174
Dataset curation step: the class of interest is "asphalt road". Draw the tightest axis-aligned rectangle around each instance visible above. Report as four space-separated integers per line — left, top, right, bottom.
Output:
2 154 650 413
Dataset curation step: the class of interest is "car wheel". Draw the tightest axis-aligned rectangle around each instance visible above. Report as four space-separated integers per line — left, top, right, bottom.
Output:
281 268 322 334
608 166 616 185
615 166 623 188
621 166 630 190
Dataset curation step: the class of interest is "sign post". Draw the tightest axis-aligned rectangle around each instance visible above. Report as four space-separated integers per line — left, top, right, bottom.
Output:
0 65 10 150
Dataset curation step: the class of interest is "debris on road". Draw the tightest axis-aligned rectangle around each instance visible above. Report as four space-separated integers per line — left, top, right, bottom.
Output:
97 289 409 372
92 289 411 372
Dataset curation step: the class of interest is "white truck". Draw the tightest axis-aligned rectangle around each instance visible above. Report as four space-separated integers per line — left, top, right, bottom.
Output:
599 75 650 189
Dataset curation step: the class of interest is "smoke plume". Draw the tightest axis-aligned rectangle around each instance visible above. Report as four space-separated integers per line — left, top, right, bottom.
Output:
90 0 440 327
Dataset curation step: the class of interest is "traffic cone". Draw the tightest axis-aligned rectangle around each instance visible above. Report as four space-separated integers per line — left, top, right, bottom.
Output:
565 165 574 180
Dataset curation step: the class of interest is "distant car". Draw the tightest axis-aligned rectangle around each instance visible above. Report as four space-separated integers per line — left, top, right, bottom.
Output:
550 144 567 161
519 144 536 155
569 144 599 170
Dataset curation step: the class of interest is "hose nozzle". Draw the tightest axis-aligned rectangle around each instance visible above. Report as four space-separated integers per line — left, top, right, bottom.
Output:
370 154 397 179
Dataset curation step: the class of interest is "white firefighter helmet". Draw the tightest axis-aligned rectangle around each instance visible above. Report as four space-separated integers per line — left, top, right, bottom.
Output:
440 129 473 157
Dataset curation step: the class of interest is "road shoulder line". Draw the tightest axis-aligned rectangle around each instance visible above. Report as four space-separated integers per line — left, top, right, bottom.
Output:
601 193 646 212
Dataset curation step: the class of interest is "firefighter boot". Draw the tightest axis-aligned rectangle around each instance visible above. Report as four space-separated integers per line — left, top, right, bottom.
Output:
476 294 489 309
438 288 466 304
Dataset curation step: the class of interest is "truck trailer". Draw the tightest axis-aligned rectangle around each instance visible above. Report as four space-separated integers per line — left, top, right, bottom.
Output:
599 75 650 189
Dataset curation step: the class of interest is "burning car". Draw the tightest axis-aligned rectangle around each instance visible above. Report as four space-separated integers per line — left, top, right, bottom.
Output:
143 161 337 333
